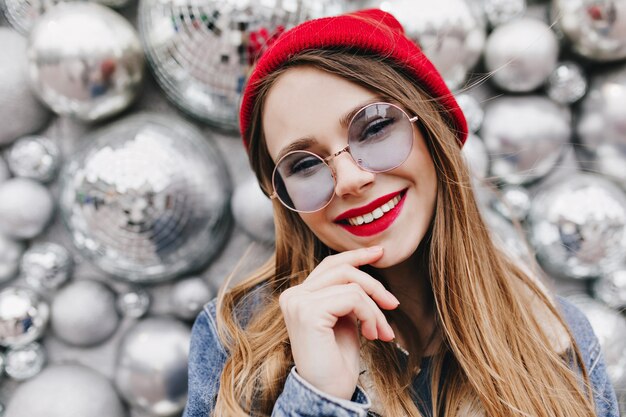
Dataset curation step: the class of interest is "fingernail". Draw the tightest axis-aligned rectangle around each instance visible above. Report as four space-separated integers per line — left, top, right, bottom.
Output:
367 246 383 252
388 292 400 305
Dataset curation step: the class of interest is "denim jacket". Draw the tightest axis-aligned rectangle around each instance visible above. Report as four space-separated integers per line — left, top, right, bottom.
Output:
182 294 619 417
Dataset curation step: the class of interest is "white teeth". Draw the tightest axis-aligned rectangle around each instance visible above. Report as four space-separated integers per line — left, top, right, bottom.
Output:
345 193 403 226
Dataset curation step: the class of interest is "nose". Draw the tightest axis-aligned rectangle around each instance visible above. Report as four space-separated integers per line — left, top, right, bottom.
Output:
332 152 375 198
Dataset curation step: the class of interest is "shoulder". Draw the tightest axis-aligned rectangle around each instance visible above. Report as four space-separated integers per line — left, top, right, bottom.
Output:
553 295 602 371
190 282 271 356
554 296 620 417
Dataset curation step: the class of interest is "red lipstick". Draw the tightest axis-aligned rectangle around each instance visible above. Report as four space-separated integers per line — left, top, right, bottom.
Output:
334 190 404 222
335 189 407 237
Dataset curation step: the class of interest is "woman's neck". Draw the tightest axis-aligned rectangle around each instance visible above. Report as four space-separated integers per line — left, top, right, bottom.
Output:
375 252 440 356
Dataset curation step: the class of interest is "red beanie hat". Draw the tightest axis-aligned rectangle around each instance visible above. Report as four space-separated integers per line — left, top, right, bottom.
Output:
239 8 468 151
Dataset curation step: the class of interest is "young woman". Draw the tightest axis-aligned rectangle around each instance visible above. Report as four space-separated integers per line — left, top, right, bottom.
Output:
183 9 619 417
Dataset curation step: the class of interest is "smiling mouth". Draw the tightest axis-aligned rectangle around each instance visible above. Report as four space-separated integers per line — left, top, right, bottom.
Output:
336 190 407 226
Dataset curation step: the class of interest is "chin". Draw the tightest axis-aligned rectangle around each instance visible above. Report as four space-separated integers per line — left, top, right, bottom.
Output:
371 245 416 269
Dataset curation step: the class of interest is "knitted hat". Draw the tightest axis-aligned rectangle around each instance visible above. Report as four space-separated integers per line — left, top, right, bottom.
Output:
239 8 468 150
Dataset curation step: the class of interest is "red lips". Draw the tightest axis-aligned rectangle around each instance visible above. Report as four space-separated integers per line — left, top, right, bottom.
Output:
338 190 406 237
334 189 405 223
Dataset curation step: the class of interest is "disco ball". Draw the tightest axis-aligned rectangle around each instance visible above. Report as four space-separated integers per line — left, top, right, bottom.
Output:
576 65 626 188
355 0 486 90
4 364 126 417
0 286 50 348
2 0 131 35
4 341 46 381
0 234 24 284
480 95 571 185
546 61 588 104
484 0 526 26
552 0 626 61
59 113 232 283
115 317 191 416
528 173 626 280
27 2 144 122
20 242 72 291
461 133 489 180
51 280 120 347
492 185 531 222
138 0 342 130
0 156 9 183
0 178 55 240
0 28 50 146
484 17 559 92
169 276 213 320
455 93 484 133
6 135 61 183
594 267 626 310
117 287 151 318
231 176 275 243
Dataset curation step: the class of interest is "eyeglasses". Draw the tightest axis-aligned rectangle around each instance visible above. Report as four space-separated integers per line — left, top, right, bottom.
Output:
270 102 418 213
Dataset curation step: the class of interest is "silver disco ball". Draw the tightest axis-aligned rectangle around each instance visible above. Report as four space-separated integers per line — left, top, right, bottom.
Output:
576 65 626 188
528 173 626 280
492 185 531 222
484 17 559 92
2 0 131 35
4 363 126 417
20 242 73 291
0 28 50 146
355 0 486 90
6 135 61 183
138 0 341 130
480 95 571 185
115 317 191 416
0 286 50 348
231 176 275 243
59 113 231 283
27 2 144 122
461 133 489 180
546 61 588 104
169 276 213 320
552 0 626 61
50 280 120 347
484 0 526 27
0 234 25 284
593 266 626 310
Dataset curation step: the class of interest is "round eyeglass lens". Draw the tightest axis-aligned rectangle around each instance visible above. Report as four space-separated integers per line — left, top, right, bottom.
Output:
348 103 414 172
273 151 335 212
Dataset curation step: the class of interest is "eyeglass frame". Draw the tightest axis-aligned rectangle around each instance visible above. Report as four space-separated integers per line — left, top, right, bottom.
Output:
268 101 419 213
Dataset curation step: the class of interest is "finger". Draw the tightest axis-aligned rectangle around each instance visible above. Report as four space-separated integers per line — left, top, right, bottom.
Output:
308 283 395 341
304 264 400 310
315 246 385 272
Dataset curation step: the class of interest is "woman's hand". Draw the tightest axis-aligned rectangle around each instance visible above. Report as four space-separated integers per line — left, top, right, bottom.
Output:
278 246 399 400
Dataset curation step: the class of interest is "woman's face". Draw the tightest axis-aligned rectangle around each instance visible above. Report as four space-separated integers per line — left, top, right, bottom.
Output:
262 66 437 268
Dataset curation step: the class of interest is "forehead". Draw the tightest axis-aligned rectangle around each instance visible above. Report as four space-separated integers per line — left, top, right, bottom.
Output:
262 66 378 160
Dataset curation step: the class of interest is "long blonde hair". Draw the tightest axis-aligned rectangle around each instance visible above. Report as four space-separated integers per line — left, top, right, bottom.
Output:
213 49 597 416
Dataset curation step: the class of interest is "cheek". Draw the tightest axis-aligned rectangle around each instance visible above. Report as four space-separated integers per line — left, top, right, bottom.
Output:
299 212 346 250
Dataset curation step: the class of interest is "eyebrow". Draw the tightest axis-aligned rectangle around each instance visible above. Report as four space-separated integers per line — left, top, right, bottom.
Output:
274 98 384 161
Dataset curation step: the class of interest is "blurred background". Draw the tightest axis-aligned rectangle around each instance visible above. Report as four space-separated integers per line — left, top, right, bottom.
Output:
0 0 625 415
